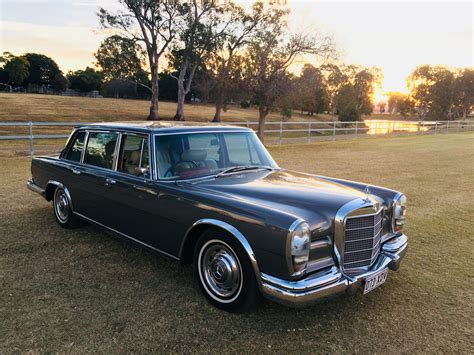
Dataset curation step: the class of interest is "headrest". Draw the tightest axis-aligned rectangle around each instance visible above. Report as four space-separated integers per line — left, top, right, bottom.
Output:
105 141 116 155
129 150 140 164
181 149 207 162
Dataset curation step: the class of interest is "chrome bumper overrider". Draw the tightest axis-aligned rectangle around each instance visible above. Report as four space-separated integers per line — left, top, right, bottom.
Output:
260 234 408 307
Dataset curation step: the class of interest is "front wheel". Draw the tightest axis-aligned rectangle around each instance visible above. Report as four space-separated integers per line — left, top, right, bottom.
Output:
194 228 261 312
53 186 82 229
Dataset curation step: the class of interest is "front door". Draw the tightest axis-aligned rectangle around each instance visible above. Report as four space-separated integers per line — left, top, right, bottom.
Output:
101 134 162 249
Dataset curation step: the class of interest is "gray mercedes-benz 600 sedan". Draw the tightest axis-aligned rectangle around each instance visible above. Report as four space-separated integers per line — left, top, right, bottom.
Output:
27 122 408 312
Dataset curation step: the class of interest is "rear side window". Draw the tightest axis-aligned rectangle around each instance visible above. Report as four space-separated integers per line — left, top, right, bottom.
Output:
84 132 118 169
65 131 86 162
118 135 150 177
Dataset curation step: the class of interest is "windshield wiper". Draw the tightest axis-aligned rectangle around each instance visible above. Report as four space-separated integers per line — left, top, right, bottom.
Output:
215 165 274 178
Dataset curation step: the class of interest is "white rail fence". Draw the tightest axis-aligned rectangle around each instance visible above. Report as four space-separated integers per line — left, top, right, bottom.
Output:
0 120 473 155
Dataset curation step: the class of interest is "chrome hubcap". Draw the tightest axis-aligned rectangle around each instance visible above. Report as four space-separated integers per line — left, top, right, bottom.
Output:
200 242 242 299
55 189 69 222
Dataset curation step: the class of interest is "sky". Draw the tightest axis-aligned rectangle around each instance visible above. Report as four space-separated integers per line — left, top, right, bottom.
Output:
0 0 472 95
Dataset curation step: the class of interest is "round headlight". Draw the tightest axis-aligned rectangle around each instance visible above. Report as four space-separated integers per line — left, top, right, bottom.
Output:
290 221 311 275
392 194 407 233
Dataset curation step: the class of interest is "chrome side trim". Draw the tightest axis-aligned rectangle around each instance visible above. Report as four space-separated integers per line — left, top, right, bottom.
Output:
153 129 251 137
73 212 180 261
180 219 261 288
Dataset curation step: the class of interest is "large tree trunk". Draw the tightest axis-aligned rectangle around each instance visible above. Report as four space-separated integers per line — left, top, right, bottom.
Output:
257 106 267 143
174 62 197 121
174 83 186 121
212 91 224 122
148 62 159 121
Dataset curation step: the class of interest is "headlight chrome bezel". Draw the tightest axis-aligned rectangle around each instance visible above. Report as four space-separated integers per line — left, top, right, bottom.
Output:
392 193 407 233
287 220 311 277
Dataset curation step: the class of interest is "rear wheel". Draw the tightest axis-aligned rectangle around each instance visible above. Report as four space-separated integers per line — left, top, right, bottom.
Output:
53 186 82 229
194 228 261 312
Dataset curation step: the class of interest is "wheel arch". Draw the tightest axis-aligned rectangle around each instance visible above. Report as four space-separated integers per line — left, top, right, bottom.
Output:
179 219 261 287
45 181 73 210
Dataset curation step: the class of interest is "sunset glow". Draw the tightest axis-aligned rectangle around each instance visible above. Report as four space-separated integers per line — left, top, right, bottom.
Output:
0 0 472 94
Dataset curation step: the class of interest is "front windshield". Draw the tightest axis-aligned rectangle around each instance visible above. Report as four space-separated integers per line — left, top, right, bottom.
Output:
155 131 278 180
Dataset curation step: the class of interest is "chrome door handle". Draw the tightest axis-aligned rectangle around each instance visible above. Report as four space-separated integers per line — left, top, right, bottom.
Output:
105 178 116 186
71 169 81 175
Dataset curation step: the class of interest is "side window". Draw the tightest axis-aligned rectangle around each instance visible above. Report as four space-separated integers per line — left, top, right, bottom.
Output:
118 135 150 177
225 133 260 165
187 134 221 162
84 132 118 169
65 131 86 162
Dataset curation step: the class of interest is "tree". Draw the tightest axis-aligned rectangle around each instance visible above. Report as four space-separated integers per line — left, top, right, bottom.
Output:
244 4 335 140
407 65 455 120
452 68 474 119
98 0 185 120
95 35 149 88
101 79 139 98
23 53 61 88
377 101 386 113
321 63 351 116
0 52 30 86
333 66 381 122
67 67 103 92
387 91 411 115
168 0 225 121
209 1 282 122
51 73 69 92
294 64 329 115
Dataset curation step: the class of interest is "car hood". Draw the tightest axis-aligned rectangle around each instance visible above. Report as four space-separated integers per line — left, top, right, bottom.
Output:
192 169 370 227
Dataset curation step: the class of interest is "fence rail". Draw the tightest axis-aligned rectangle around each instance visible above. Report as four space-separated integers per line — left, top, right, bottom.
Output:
0 120 473 156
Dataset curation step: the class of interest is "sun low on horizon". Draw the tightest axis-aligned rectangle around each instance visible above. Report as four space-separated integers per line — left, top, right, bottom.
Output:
0 0 472 97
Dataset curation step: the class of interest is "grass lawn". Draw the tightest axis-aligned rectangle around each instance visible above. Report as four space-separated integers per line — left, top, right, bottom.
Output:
1 133 473 353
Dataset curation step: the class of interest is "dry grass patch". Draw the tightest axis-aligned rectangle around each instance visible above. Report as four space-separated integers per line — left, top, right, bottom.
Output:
0 133 473 353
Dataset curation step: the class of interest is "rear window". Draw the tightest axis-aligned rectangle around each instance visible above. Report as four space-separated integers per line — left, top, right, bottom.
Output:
65 131 86 162
84 132 118 169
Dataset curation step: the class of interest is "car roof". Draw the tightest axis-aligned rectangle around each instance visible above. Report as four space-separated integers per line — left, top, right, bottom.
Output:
77 121 252 134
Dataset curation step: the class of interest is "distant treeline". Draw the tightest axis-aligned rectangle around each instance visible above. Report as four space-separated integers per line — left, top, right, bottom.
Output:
1 1 472 138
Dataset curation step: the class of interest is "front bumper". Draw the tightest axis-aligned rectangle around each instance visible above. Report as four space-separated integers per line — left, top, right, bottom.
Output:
260 234 408 307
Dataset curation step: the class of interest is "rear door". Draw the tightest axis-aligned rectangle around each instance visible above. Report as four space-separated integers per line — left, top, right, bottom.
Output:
74 131 120 223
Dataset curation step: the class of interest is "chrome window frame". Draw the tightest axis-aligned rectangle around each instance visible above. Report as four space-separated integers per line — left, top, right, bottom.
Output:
116 131 152 178
81 129 121 171
61 129 87 163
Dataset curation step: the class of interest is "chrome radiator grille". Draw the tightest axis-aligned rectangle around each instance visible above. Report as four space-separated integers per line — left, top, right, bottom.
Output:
343 209 383 269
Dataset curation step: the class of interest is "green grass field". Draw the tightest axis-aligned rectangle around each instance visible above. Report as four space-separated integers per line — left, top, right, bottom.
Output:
1 133 473 353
